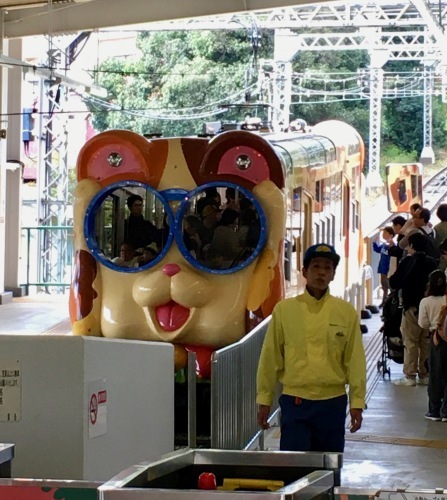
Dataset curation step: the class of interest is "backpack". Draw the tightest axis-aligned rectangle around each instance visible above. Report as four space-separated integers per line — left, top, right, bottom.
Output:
419 227 441 262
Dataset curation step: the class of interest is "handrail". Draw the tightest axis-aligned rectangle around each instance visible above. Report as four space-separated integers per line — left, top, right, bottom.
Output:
20 225 74 293
210 317 275 449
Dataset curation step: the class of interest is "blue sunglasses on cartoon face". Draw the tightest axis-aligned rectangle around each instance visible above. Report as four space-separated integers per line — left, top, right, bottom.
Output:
84 180 267 275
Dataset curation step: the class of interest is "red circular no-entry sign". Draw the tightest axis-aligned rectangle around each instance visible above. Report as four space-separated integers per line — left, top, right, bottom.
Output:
90 393 98 425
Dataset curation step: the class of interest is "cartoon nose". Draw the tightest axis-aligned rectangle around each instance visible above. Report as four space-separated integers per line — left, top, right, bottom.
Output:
162 263 181 277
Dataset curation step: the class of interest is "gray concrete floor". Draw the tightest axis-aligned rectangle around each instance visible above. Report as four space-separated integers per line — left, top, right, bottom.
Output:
0 295 69 335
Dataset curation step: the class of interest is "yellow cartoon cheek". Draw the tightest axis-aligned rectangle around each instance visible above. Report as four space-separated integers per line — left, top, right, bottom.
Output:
246 249 275 312
72 314 102 337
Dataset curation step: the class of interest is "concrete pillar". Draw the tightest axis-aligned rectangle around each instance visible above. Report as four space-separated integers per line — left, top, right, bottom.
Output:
0 27 13 304
5 38 26 297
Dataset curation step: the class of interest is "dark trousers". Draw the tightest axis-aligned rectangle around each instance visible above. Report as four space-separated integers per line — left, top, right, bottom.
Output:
279 394 348 452
428 336 447 417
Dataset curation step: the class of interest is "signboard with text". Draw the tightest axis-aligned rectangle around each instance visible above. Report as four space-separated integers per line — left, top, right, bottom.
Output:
0 360 21 422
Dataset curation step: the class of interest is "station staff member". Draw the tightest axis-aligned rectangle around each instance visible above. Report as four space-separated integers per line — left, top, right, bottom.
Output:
256 243 366 452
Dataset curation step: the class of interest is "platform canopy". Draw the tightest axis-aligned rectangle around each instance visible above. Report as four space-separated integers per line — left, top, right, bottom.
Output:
2 0 334 38
0 0 342 38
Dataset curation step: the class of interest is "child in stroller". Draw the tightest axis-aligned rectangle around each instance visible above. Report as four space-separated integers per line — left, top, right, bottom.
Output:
377 290 404 377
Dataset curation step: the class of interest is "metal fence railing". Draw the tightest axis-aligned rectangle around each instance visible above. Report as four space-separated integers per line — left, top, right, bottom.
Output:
21 225 74 294
210 317 278 449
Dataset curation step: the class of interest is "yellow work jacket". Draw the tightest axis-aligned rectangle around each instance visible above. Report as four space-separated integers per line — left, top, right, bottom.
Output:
256 289 366 409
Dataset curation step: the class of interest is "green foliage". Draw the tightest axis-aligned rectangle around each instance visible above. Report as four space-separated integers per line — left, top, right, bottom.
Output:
382 98 423 152
86 30 447 164
87 30 274 136
290 49 371 140
380 142 418 167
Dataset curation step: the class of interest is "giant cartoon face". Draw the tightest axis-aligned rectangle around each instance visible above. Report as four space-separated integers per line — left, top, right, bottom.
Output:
69 130 286 367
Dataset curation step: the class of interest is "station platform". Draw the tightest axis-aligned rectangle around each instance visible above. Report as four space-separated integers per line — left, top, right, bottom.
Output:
1 295 446 490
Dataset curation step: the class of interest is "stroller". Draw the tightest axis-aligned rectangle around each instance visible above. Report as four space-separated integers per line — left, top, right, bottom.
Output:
377 291 404 378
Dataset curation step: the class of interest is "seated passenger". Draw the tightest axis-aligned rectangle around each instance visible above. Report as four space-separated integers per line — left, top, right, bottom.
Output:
198 203 221 248
112 242 138 268
135 246 158 267
183 215 203 259
196 187 222 216
208 209 241 268
238 208 260 249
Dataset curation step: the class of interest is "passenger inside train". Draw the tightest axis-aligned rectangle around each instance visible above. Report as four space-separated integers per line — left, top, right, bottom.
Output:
87 184 264 272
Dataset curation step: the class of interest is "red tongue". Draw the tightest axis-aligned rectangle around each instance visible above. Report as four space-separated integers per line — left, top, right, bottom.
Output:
155 300 190 331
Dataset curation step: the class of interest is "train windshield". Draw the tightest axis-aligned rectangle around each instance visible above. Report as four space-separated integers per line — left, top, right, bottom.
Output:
84 181 267 274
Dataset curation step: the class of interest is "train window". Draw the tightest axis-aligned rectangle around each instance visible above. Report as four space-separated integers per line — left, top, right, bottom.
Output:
321 219 326 242
315 181 321 203
84 181 267 274
293 187 301 211
273 141 307 175
348 141 360 156
351 201 358 232
326 217 331 244
313 136 336 163
411 174 419 197
331 214 336 245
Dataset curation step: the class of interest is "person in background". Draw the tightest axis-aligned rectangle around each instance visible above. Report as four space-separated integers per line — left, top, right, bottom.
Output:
222 187 240 212
124 194 161 250
398 207 435 253
400 203 422 236
256 243 366 452
439 239 447 274
196 187 222 216
372 226 395 307
418 270 447 421
434 204 447 247
388 215 406 277
390 233 438 386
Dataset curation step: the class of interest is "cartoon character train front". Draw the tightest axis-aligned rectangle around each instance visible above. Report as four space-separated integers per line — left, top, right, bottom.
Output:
69 130 286 376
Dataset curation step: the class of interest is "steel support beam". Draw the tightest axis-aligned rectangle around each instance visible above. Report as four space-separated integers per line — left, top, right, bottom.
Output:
366 49 388 192
420 64 435 164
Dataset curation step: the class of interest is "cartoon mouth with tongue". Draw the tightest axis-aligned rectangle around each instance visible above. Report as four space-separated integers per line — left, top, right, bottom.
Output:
155 300 191 331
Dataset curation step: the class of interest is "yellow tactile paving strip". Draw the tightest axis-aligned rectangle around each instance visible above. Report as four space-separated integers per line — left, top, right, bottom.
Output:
42 319 72 335
267 428 447 449
345 434 447 449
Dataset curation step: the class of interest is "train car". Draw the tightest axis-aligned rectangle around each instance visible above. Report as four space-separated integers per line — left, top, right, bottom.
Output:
385 162 423 213
69 120 365 378
269 119 365 297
